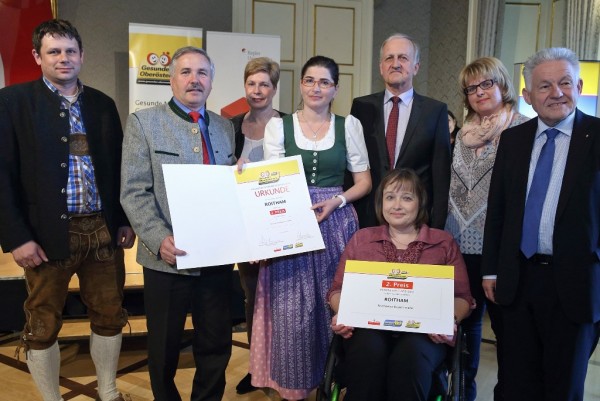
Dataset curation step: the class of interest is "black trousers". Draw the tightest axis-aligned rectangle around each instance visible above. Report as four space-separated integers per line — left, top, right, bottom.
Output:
460 254 504 401
341 328 447 401
501 258 600 401
143 266 233 401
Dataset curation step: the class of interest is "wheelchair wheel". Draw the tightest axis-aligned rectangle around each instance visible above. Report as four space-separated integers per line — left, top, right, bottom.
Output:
317 335 344 401
445 325 467 401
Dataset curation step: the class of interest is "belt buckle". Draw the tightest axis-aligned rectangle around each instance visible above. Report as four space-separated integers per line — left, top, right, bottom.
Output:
533 254 552 265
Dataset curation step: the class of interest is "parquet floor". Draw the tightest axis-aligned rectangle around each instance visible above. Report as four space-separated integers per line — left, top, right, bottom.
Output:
1 322 599 401
0 331 279 401
1 239 599 400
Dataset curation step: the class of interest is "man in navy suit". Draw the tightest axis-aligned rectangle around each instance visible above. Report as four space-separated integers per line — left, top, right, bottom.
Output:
482 47 600 401
350 33 450 229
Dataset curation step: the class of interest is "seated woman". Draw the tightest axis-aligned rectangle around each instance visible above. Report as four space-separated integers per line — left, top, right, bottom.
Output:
328 168 474 401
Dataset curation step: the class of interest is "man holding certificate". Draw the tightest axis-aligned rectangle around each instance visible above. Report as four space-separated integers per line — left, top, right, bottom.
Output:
120 47 235 401
328 169 473 401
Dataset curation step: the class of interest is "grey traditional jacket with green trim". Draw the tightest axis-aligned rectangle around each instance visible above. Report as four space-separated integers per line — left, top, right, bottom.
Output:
120 100 235 275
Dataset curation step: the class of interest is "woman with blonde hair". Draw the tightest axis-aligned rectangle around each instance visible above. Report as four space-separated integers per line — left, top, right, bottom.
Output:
230 56 284 394
445 56 529 401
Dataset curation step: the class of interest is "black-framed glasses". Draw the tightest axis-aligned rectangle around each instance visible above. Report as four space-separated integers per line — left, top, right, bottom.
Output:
463 79 496 95
301 77 335 89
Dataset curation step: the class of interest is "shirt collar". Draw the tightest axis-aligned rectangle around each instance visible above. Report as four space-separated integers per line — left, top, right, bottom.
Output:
384 88 414 105
172 97 206 118
365 224 442 247
42 76 84 98
535 110 575 139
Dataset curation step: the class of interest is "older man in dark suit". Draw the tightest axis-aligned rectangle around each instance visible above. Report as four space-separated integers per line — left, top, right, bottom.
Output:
0 19 134 401
350 33 450 229
482 47 600 401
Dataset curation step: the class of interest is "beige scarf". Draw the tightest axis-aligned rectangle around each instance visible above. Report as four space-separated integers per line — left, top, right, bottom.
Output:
461 105 514 149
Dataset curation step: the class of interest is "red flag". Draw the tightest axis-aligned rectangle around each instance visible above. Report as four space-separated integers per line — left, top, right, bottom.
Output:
0 0 53 87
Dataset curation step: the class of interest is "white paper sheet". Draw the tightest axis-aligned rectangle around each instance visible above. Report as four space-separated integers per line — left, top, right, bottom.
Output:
163 155 325 269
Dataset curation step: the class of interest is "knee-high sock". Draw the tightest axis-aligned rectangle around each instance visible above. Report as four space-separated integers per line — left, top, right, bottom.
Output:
26 342 64 401
90 332 122 401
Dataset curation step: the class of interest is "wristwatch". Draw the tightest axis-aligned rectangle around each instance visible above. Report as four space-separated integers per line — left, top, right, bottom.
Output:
334 194 347 208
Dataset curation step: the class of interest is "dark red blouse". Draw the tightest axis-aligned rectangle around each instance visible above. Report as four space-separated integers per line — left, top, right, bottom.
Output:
328 224 474 307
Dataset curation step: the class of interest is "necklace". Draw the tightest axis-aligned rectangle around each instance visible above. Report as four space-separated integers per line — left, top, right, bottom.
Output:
299 110 328 139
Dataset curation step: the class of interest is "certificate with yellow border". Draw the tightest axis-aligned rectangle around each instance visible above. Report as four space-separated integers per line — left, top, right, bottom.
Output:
337 260 455 335
163 155 325 269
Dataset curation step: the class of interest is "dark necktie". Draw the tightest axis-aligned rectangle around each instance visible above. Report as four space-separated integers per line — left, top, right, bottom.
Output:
188 111 211 165
386 97 400 168
520 128 560 258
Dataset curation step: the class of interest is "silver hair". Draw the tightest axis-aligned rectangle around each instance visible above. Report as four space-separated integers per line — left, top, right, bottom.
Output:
169 46 215 80
379 33 420 64
523 47 579 89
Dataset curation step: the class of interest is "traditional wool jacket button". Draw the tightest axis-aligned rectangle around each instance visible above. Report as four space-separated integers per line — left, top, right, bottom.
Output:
59 112 66 118
60 162 67 168
60 188 66 194
193 146 200 153
192 128 199 134
60 214 67 220
61 136 68 142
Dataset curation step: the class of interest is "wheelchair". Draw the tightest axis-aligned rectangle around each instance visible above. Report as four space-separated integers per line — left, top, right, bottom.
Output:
316 325 467 401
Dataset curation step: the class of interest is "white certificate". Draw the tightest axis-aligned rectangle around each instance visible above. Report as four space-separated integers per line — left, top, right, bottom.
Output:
163 155 325 269
337 261 455 335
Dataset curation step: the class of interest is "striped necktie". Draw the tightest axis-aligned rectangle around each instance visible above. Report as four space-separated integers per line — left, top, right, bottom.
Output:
386 96 400 168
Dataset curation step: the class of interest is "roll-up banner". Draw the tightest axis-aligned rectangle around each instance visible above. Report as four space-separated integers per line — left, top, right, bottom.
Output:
129 23 203 113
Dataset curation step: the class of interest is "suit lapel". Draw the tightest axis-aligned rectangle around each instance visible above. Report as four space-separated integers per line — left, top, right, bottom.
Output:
396 92 421 166
371 92 389 170
555 110 592 220
514 119 538 216
374 92 386 137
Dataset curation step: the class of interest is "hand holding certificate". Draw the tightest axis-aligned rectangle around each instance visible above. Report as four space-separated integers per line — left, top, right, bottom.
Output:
163 155 325 269
337 260 455 335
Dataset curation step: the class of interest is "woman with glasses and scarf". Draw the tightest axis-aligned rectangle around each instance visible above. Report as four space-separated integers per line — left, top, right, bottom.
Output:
445 57 529 401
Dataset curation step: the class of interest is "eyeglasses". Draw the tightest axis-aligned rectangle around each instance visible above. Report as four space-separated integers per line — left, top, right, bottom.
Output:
463 79 496 95
301 77 336 89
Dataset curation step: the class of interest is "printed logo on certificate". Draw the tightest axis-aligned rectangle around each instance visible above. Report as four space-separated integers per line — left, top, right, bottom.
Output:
337 260 455 335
